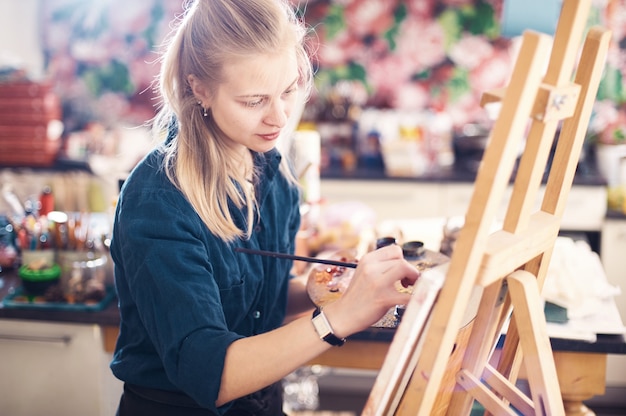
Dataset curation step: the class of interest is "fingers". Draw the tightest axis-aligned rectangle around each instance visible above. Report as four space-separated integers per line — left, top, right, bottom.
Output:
335 266 414 331
332 245 422 332
401 261 421 286
356 245 420 281
353 245 401 267
381 261 420 304
368 244 404 261
351 247 421 298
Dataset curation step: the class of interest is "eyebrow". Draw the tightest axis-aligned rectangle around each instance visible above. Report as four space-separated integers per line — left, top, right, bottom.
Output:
237 77 299 99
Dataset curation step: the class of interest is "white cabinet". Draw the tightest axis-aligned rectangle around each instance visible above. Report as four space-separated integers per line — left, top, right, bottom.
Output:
321 179 607 233
0 319 122 416
602 218 626 323
320 180 443 220
601 218 626 389
559 186 608 231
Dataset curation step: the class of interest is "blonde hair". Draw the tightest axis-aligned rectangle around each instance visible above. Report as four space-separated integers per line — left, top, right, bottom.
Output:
153 0 313 242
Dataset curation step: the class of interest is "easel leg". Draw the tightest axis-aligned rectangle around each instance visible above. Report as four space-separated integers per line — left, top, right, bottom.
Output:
507 270 565 416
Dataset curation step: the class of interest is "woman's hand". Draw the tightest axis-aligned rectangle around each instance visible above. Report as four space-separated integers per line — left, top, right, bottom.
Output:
321 245 420 338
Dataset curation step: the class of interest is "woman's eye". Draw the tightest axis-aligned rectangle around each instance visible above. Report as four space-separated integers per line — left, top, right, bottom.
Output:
245 99 264 108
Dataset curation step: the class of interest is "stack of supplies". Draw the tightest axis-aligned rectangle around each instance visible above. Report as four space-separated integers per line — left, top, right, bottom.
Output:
0 80 63 166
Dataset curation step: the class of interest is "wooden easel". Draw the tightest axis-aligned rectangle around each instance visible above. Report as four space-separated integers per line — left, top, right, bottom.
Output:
363 0 611 414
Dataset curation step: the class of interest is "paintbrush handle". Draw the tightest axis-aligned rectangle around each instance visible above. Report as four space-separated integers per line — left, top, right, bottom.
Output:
234 247 357 268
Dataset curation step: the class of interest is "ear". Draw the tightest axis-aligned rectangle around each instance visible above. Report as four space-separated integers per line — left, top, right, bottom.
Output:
187 74 211 106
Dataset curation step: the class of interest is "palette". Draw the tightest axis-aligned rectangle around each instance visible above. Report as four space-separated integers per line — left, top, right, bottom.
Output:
305 249 450 328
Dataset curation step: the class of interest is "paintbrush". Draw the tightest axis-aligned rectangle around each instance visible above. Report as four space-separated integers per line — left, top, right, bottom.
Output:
234 247 357 268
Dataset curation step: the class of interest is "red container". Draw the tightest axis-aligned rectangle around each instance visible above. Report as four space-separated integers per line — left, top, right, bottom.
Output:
0 81 63 167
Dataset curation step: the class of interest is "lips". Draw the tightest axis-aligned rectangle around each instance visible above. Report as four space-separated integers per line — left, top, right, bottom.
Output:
258 131 280 141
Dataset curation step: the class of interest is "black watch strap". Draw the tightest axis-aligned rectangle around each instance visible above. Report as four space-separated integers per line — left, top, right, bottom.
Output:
311 307 346 347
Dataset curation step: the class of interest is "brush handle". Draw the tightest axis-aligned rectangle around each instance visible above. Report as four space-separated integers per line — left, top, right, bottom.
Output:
234 247 357 268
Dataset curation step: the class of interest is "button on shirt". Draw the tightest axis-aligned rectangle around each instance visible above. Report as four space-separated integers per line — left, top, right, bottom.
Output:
109 145 301 414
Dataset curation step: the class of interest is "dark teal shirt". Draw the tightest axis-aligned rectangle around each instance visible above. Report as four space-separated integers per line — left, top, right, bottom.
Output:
110 145 300 413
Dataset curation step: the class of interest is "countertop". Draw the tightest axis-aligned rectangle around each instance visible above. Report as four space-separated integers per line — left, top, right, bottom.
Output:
1 267 624 355
0 270 120 327
0 158 621 347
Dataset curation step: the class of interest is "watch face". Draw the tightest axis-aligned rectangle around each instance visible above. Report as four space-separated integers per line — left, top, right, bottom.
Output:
312 313 331 338
312 309 345 346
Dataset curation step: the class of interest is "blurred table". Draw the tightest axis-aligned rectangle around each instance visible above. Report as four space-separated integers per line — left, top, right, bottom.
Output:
2 267 624 415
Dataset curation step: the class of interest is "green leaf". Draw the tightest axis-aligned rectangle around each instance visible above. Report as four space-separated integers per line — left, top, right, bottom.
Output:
597 65 626 105
413 69 432 81
346 61 367 84
383 3 407 51
314 63 371 96
438 9 463 49
321 62 368 85
446 67 471 102
459 1 499 39
323 4 346 40
82 60 134 96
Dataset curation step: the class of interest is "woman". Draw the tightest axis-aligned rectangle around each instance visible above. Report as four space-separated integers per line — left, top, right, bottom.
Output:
110 0 421 414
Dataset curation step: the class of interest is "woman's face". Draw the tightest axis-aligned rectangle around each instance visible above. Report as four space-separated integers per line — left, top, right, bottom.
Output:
208 50 300 155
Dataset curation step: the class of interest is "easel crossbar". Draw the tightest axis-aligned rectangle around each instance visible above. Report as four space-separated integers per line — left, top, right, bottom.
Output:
479 212 561 286
456 369 520 416
481 82 581 122
482 364 535 414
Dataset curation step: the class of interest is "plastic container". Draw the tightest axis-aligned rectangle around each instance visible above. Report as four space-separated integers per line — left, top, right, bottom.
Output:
18 263 61 295
57 251 108 302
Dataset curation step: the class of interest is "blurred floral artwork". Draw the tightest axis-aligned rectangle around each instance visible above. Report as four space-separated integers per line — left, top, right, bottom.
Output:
39 0 626 139
297 0 515 128
298 0 626 134
587 0 626 146
41 0 183 132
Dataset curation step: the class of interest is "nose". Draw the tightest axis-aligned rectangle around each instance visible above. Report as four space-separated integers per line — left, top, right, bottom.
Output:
264 99 289 128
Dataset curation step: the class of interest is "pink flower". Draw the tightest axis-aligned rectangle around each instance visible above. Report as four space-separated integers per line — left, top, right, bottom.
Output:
343 0 399 37
441 0 477 7
390 82 430 110
446 93 490 128
590 100 619 136
367 54 420 101
605 47 626 82
599 111 626 145
449 35 494 70
317 30 367 67
395 17 447 73
404 0 437 19
605 0 626 41
128 54 160 91
469 49 513 93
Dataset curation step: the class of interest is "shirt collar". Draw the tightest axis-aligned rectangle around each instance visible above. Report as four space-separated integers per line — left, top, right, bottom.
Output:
253 148 282 182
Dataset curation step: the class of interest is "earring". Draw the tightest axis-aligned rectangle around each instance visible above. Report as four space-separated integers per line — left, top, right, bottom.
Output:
197 100 208 117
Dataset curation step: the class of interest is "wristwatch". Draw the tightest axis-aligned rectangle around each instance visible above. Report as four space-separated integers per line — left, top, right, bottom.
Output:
311 307 346 347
